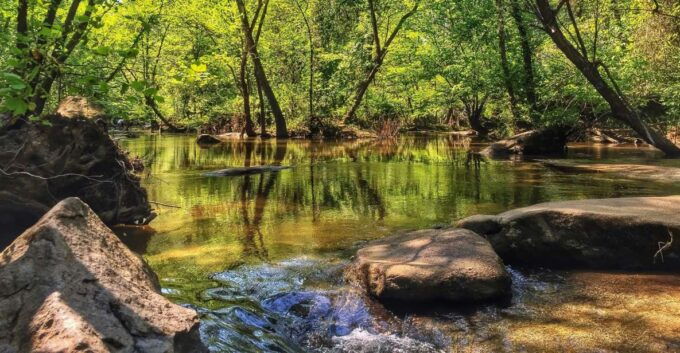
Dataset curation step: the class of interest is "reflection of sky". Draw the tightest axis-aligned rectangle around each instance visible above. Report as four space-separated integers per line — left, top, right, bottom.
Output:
118 135 680 286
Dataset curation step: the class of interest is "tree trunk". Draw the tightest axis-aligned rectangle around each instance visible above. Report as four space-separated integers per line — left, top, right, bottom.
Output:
144 96 185 132
462 94 489 136
343 0 420 123
344 61 382 123
235 0 287 138
534 0 680 157
239 44 256 137
509 0 538 123
292 0 317 132
256 78 267 136
494 0 521 122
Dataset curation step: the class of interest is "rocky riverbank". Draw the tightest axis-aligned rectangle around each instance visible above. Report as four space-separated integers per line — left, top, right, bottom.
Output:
0 198 205 353
0 114 155 249
351 195 680 306
456 196 680 270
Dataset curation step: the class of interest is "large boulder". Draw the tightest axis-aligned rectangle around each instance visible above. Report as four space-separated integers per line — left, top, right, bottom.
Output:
350 228 510 302
457 196 680 270
482 127 568 157
0 198 205 353
0 115 154 249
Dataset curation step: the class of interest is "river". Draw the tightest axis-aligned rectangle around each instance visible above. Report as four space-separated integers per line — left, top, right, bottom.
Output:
117 134 680 353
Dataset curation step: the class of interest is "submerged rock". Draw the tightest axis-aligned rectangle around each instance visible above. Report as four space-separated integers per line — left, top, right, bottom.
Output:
203 165 291 177
482 127 568 157
0 115 154 248
457 196 680 270
540 159 680 184
350 228 511 302
196 134 223 145
0 198 205 353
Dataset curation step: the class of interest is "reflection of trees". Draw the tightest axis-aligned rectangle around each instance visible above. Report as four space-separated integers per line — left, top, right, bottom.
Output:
355 167 387 220
237 140 288 261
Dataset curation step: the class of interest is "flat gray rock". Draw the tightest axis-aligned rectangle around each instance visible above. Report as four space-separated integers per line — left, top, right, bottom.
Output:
351 228 510 302
457 196 680 269
203 165 291 177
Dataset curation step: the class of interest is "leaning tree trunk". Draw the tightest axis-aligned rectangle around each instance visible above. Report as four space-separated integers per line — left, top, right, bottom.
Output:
344 61 382 123
235 0 287 138
343 0 420 123
144 96 185 132
534 0 680 157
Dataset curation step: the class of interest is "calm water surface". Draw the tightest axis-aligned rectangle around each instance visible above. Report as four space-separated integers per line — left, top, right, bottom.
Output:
118 135 680 353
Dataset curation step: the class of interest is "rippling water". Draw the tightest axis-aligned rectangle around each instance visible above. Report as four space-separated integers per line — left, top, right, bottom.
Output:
117 135 680 352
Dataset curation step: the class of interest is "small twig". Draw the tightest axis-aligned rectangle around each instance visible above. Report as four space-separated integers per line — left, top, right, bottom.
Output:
0 168 110 183
654 230 674 264
149 201 181 209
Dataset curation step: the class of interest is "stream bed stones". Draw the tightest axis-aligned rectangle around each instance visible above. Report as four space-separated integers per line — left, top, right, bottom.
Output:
350 228 511 303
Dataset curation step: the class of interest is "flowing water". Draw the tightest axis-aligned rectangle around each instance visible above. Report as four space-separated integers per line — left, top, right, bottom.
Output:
117 135 680 353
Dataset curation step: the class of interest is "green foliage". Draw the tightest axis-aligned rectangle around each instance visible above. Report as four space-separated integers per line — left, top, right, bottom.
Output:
1 0 678 134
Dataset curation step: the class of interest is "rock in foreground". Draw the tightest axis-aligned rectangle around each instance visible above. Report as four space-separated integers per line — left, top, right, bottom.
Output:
351 229 510 302
0 115 154 248
457 196 680 270
0 198 205 353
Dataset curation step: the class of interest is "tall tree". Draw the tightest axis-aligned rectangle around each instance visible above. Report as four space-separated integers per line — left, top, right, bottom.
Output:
531 0 680 156
7 0 107 125
292 0 318 133
343 0 421 123
494 0 521 123
509 0 538 123
235 0 288 138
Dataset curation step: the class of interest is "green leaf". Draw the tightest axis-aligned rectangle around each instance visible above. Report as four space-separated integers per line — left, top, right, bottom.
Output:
190 63 207 73
94 46 111 55
76 15 90 24
130 81 145 92
143 87 158 96
5 97 28 115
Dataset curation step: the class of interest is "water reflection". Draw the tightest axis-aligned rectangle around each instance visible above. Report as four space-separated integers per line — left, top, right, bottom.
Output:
238 141 288 261
117 135 680 352
118 135 680 282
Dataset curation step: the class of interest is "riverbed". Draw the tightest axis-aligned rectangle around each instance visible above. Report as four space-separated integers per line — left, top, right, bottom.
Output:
117 135 680 353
